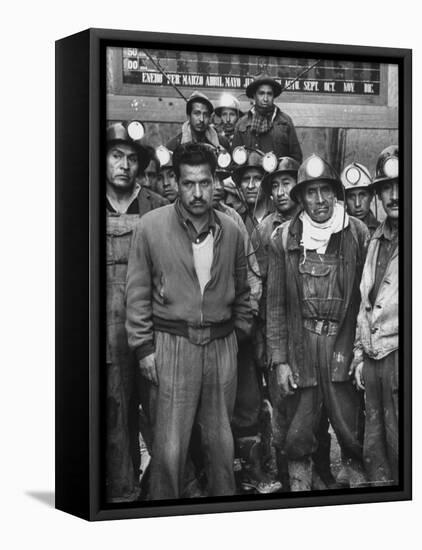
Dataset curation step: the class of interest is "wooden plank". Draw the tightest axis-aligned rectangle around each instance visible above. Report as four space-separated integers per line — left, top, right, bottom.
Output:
107 94 398 129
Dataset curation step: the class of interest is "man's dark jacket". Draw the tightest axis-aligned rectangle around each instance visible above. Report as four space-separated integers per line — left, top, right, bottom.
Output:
106 185 169 215
231 108 302 162
266 212 369 387
125 203 252 360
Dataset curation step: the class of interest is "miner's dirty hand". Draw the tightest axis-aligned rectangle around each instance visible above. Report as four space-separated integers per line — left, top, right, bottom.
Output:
138 353 158 386
354 362 365 391
348 355 362 377
275 363 297 397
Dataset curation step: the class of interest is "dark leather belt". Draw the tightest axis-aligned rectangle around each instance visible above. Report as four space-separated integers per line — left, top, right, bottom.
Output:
153 316 235 346
304 318 339 336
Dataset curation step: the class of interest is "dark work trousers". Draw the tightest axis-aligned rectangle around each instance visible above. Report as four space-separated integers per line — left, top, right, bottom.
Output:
363 350 399 485
231 338 262 438
106 213 143 503
272 330 363 462
148 330 238 500
106 356 140 502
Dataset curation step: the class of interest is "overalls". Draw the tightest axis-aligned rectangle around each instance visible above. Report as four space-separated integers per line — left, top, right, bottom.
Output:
280 250 362 463
106 212 142 502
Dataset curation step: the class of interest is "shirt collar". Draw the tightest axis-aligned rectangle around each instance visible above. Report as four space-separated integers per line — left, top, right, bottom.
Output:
380 217 398 241
175 199 217 233
106 182 141 214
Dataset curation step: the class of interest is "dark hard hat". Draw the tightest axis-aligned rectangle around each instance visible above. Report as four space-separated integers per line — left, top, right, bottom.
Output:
261 156 300 195
291 154 342 203
107 122 150 173
232 150 265 186
246 72 282 99
341 162 373 192
372 145 399 190
186 91 214 115
215 168 231 181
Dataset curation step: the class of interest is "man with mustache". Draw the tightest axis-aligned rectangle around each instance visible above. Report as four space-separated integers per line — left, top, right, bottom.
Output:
167 91 230 152
341 162 380 236
105 122 167 503
125 142 252 499
227 152 281 493
266 154 369 491
352 146 399 486
232 73 302 163
213 93 243 149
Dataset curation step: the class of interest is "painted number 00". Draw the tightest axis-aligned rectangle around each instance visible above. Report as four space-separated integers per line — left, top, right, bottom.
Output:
127 59 139 71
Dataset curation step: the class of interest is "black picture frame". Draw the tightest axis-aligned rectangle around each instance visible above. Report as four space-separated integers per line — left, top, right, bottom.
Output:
55 28 412 521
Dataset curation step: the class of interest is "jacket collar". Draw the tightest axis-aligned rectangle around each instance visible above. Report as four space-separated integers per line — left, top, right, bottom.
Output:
372 217 398 242
174 200 221 242
362 210 379 230
286 210 304 251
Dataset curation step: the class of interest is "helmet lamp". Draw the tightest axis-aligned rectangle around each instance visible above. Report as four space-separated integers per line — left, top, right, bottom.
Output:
127 120 145 141
233 146 248 166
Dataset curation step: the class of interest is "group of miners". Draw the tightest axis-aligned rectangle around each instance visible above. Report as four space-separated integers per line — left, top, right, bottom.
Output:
105 72 399 503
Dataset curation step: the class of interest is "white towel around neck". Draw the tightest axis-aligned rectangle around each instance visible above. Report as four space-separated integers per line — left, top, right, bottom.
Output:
300 202 349 254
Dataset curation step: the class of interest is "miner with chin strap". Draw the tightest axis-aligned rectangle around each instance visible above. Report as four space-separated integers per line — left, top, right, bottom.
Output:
351 146 399 486
341 162 380 237
105 121 168 503
266 154 369 491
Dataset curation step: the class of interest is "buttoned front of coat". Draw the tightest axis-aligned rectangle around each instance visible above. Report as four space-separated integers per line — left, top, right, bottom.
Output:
354 220 399 361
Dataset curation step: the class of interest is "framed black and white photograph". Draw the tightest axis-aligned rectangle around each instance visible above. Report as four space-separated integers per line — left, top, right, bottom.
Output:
55 28 412 521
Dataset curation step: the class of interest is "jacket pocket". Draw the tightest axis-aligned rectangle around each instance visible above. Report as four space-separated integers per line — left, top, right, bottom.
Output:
298 262 332 299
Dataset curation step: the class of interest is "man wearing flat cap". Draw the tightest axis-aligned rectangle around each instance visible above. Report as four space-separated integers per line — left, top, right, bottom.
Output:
105 122 168 503
167 91 230 152
232 73 302 163
266 154 369 491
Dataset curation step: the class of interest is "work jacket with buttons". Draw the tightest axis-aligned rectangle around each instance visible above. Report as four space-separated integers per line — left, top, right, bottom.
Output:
354 220 398 362
266 212 369 387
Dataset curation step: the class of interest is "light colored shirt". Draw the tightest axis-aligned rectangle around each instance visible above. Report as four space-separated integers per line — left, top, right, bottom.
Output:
192 232 214 295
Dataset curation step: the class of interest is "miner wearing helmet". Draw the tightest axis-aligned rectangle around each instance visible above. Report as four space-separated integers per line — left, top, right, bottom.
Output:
166 91 230 152
211 166 263 379
352 146 399 486
258 157 300 269
341 162 380 236
232 73 302 163
155 148 179 203
266 154 369 491
105 122 168 503
228 149 281 494
224 179 247 216
214 93 243 148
